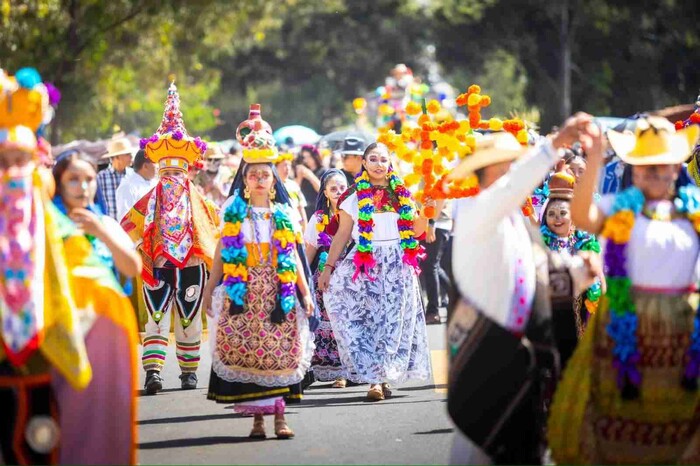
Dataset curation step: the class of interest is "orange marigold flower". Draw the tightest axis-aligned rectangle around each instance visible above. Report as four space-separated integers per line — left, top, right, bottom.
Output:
421 140 433 150
480 95 491 107
426 99 441 114
469 114 481 128
467 84 481 95
418 114 431 126
690 113 700 124
456 93 469 107
601 211 635 244
479 121 490 130
676 120 686 130
405 101 422 116
467 93 482 107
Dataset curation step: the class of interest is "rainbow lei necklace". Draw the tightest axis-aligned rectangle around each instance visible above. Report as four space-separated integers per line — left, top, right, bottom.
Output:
353 168 424 280
314 210 332 272
221 191 298 323
602 186 700 397
541 225 602 312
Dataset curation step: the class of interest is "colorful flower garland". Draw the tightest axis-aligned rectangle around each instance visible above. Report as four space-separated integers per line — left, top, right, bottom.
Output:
221 190 298 322
540 224 602 312
352 168 424 281
314 211 332 272
601 186 700 397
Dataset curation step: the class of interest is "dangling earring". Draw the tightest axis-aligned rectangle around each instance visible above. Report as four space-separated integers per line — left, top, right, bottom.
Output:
269 186 276 199
244 186 251 199
326 197 330 208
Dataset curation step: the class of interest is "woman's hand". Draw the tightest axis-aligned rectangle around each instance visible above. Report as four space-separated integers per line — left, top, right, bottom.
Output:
425 225 436 243
202 284 215 318
317 268 332 292
303 295 314 317
69 208 106 238
295 165 313 181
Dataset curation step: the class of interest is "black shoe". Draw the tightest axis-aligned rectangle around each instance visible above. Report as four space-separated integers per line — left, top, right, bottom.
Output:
144 370 163 395
301 371 315 390
425 313 442 325
180 372 198 390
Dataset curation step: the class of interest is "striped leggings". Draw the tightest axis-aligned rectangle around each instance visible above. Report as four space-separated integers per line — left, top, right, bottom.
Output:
142 264 206 374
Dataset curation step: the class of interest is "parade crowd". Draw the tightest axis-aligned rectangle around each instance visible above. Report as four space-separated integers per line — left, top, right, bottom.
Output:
2 64 700 466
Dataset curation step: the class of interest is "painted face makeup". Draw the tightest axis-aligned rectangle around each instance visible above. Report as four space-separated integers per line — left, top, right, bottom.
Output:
545 199 573 237
245 165 274 192
60 159 97 210
324 176 348 202
364 149 391 180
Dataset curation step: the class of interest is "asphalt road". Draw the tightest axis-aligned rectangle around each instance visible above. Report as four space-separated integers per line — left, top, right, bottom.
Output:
136 318 452 465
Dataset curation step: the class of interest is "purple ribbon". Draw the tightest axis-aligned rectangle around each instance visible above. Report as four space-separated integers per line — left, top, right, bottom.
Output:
604 241 628 277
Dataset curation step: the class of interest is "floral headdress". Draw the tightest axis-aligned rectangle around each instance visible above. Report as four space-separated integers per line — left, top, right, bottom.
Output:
0 67 58 160
139 82 207 175
237 104 278 164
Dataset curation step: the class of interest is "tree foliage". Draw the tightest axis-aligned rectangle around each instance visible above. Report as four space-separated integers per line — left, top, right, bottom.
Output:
1 0 698 142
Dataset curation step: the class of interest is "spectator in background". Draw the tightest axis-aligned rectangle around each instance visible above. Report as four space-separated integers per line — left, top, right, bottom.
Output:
194 144 229 206
420 199 452 325
116 149 157 222
339 137 366 186
97 136 134 219
297 144 327 218
276 150 309 230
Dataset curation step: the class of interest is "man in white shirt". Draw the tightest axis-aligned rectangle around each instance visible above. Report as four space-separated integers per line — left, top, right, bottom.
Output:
116 149 157 222
447 113 603 465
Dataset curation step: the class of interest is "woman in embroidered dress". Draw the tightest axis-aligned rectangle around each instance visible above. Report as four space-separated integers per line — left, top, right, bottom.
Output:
318 142 432 401
202 104 315 440
548 116 700 464
304 168 349 387
52 150 141 279
539 170 602 366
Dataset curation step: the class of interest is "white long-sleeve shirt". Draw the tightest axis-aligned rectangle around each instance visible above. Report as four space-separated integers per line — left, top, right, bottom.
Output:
452 141 560 331
115 170 158 223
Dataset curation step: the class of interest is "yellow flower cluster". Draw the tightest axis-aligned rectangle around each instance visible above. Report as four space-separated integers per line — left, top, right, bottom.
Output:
272 229 296 249
601 211 635 243
315 213 330 232
222 222 242 237
223 263 248 281
689 212 700 231
278 270 296 284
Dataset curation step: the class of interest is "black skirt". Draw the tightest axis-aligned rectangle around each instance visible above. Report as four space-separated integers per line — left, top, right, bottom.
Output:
207 369 303 404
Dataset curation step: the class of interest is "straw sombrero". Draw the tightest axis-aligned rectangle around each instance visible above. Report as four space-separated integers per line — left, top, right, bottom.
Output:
102 136 134 159
204 143 225 160
448 131 527 180
607 116 699 166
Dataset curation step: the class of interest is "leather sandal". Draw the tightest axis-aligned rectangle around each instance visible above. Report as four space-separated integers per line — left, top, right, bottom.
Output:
367 384 385 401
332 378 347 388
381 383 392 398
274 419 295 439
249 417 266 439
